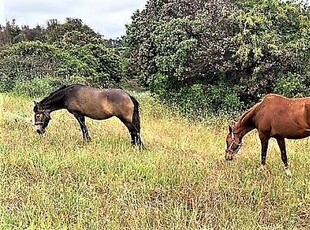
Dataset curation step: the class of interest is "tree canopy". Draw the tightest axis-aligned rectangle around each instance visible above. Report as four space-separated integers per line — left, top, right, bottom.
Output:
125 0 310 115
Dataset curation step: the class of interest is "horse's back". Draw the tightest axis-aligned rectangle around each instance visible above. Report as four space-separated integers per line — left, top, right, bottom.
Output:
65 85 134 120
305 102 310 125
261 94 310 113
255 94 310 138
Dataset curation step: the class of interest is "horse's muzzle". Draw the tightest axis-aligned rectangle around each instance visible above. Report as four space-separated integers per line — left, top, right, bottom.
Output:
36 129 45 135
225 151 235 161
35 125 45 135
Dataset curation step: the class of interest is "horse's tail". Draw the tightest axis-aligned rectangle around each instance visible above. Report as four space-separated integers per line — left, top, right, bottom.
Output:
129 95 141 132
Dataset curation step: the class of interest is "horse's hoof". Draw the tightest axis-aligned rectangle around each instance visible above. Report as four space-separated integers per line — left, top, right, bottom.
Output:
84 137 91 142
285 169 292 177
139 143 146 151
258 165 265 172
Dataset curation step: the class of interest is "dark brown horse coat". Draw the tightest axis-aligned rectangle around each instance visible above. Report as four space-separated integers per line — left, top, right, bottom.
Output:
225 94 310 176
33 84 143 147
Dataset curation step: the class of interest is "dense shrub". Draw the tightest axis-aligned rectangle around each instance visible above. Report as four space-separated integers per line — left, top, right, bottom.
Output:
151 76 244 119
0 41 121 93
0 18 123 96
273 72 310 98
11 76 69 98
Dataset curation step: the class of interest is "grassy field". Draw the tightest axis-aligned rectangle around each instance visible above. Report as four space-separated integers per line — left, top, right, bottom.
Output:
0 93 309 229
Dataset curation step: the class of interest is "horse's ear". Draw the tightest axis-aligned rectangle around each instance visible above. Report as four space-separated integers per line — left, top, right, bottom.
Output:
33 101 38 112
229 126 233 133
34 101 42 111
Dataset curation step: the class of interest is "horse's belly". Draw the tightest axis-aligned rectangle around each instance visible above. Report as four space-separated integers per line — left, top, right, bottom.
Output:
270 122 310 139
85 113 113 120
286 131 310 139
273 129 310 139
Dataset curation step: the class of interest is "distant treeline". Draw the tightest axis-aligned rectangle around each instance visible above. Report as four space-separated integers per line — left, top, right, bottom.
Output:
1 0 310 117
0 18 124 97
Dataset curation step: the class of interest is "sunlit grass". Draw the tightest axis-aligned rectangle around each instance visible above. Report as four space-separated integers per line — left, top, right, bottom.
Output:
0 93 309 229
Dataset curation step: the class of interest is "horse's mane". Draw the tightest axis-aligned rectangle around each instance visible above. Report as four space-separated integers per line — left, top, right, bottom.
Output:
234 101 261 130
39 85 67 104
40 84 85 105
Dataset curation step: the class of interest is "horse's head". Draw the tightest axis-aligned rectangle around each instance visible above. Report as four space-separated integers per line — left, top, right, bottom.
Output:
33 101 51 135
225 126 242 161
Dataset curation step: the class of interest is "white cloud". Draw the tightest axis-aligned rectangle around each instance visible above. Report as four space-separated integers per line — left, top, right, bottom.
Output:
0 0 4 25
1 0 147 38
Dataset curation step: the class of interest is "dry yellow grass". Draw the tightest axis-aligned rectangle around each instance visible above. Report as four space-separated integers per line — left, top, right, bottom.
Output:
0 92 310 229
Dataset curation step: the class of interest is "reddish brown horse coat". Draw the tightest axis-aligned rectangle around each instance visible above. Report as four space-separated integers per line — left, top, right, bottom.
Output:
225 94 310 176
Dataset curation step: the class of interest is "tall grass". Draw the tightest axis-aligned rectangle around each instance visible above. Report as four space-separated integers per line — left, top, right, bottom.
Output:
0 93 309 229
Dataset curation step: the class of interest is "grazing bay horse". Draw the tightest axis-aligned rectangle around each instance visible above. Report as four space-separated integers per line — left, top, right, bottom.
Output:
225 94 310 176
33 84 144 148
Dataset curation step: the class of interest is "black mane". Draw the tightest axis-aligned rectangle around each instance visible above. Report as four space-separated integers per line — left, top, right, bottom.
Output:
39 84 86 105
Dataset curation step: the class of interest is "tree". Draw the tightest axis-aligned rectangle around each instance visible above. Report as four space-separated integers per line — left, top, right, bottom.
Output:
0 19 21 45
0 19 46 46
125 0 310 115
232 0 310 101
46 18 104 45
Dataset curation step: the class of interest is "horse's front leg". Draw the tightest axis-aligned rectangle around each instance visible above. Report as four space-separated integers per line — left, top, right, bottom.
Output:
74 114 91 141
259 132 270 170
276 137 292 177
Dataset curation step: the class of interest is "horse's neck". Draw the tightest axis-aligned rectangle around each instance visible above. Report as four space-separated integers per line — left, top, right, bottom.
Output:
235 122 254 139
40 91 66 112
235 107 256 138
41 102 61 112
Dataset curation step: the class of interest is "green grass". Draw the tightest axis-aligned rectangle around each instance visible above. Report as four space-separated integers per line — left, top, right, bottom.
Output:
0 93 309 229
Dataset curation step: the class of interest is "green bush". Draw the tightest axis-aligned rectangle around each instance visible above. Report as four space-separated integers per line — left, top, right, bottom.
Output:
0 72 15 93
12 77 57 98
274 73 310 98
205 84 245 115
176 84 209 118
11 76 87 98
0 41 122 94
150 76 244 119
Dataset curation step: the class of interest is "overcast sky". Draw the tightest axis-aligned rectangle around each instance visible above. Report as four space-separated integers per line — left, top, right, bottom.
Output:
0 0 147 38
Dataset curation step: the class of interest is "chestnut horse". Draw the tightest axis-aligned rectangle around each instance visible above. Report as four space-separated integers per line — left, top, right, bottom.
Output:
225 94 310 176
33 84 144 148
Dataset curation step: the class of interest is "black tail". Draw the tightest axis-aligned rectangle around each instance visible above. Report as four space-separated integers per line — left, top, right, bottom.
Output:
129 95 145 149
129 95 141 132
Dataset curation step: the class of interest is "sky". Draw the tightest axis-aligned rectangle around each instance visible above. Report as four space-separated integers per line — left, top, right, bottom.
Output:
0 0 147 38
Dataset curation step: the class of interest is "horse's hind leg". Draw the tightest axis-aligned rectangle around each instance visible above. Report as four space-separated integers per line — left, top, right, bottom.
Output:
120 119 143 148
259 132 270 168
276 137 292 177
74 114 91 141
